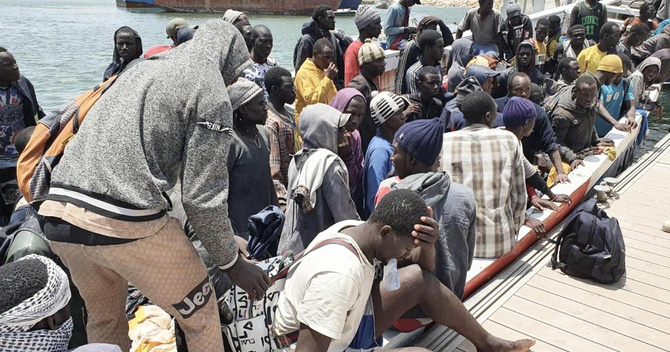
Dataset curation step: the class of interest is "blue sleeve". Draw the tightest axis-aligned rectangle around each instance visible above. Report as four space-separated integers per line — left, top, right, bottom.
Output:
383 6 405 36
535 108 560 154
364 146 393 214
625 82 635 101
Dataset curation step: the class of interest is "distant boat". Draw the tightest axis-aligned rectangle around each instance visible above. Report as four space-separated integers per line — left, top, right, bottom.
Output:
154 0 342 15
338 0 362 10
116 0 156 8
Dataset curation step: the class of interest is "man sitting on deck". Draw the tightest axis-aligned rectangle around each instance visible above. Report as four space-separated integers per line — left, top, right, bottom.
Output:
441 91 527 259
375 118 476 300
344 6 382 86
456 0 503 57
551 74 614 171
382 0 419 50
272 189 536 352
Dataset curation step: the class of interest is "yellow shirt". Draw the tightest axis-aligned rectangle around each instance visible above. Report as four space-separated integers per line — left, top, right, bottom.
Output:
577 45 607 75
535 40 547 68
293 58 338 147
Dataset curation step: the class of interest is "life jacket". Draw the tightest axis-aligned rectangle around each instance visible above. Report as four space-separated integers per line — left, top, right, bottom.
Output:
16 76 118 203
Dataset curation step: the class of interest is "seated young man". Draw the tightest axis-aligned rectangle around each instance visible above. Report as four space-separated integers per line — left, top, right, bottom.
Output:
0 255 121 352
375 118 476 300
272 189 535 352
551 74 614 170
441 91 526 259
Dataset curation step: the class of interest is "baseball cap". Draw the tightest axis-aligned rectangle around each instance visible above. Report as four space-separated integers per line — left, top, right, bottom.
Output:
166 18 190 38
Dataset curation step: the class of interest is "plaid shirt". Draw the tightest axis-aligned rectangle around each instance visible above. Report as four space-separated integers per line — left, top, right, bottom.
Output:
265 105 296 202
441 124 527 258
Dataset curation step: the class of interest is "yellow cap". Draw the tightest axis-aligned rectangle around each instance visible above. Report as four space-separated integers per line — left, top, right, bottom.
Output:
597 54 623 74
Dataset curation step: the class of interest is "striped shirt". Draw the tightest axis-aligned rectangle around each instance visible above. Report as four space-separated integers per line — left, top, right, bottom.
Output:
441 124 527 258
265 105 296 202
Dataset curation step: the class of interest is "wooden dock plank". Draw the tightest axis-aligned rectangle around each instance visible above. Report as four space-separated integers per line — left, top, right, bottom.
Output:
626 247 670 269
454 321 567 352
616 226 670 248
623 237 670 257
514 285 670 350
488 308 614 352
537 270 670 316
440 136 670 352
624 267 670 291
625 257 670 280
527 275 670 332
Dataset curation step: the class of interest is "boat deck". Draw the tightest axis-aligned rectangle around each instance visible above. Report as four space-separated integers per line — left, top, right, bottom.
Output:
412 134 670 352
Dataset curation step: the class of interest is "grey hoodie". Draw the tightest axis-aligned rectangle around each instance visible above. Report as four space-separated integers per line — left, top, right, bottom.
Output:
47 20 252 267
278 104 360 255
391 172 476 299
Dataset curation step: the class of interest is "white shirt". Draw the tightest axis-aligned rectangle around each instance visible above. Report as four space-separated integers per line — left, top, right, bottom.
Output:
272 220 375 351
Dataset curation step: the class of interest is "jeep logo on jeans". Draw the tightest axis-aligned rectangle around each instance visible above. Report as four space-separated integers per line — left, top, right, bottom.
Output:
173 278 213 318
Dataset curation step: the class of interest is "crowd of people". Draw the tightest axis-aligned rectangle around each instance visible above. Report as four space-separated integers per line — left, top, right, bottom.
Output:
0 0 666 350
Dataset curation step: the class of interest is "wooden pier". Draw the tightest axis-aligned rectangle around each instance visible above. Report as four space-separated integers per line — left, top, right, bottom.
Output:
412 133 670 351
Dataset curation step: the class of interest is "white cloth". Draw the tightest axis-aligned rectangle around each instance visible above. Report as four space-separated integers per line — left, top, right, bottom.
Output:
294 148 348 210
0 254 71 328
272 220 375 352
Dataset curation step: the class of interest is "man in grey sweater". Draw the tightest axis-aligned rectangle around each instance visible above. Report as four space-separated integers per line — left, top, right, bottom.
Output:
38 20 269 352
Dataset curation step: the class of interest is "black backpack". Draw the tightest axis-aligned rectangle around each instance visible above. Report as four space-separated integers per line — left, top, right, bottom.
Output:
551 198 626 284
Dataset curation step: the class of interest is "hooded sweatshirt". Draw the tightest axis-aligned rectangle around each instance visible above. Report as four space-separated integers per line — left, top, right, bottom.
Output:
632 25 670 64
509 40 544 85
278 104 360 255
551 86 599 163
446 38 474 93
329 89 365 215
385 172 476 299
103 26 143 81
629 57 662 106
41 20 252 268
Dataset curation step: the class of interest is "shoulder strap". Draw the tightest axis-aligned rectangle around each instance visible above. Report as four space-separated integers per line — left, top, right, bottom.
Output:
271 238 361 283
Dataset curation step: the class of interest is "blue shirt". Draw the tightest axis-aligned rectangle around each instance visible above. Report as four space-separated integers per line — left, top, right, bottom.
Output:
383 2 408 49
597 79 633 137
363 132 394 216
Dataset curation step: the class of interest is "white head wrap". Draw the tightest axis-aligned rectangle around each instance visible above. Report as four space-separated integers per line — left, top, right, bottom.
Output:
0 255 72 352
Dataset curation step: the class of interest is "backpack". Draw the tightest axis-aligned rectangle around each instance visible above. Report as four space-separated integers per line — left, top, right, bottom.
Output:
550 198 626 284
16 76 118 203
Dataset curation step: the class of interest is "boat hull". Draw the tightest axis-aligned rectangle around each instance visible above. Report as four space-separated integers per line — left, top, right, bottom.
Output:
154 0 342 14
116 0 156 8
338 0 362 10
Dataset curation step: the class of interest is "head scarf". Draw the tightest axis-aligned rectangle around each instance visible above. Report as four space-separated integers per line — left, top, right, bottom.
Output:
223 9 244 24
104 26 143 81
329 88 365 113
0 255 72 352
